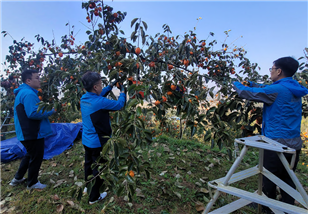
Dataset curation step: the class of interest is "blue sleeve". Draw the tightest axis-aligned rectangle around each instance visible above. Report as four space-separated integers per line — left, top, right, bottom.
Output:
98 93 126 111
233 81 277 105
248 81 267 88
24 94 54 119
100 85 112 97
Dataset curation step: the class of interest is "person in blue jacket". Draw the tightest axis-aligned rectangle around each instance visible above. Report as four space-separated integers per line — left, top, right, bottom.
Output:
233 57 308 209
9 69 55 190
81 71 126 205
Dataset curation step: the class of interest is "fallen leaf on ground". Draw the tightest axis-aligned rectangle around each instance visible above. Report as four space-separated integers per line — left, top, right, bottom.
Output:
135 188 145 198
195 182 202 186
159 171 167 176
199 188 209 193
175 174 181 179
56 204 64 213
53 179 66 188
0 207 8 214
66 200 75 207
51 194 60 201
195 201 205 212
0 200 6 208
173 191 181 199
37 197 44 203
75 182 83 187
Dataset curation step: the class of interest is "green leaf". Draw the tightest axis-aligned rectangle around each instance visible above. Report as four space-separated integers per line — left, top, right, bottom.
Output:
101 142 110 156
134 23 140 33
227 112 238 122
204 130 211 141
236 115 242 123
126 175 134 183
117 186 124 196
142 21 148 30
77 187 83 201
129 184 135 196
127 99 138 108
145 170 150 179
191 126 196 137
36 102 45 113
136 106 142 116
117 138 127 147
211 139 215 149
131 18 139 28
71 188 77 198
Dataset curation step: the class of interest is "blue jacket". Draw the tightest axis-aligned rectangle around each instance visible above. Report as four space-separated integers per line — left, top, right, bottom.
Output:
81 85 126 148
13 84 54 141
233 77 308 150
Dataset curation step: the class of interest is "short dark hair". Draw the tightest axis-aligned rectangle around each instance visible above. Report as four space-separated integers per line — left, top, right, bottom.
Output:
81 71 101 92
21 69 39 83
273 57 299 77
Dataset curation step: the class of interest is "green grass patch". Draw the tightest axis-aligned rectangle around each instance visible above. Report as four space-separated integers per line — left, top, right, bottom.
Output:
0 136 308 214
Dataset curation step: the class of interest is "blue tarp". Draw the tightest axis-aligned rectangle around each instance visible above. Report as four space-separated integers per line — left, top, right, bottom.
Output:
1 123 82 163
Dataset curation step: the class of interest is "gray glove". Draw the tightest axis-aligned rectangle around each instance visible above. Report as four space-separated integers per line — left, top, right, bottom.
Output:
110 79 120 87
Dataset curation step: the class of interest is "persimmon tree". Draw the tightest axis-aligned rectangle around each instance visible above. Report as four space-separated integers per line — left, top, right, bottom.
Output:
1 0 308 201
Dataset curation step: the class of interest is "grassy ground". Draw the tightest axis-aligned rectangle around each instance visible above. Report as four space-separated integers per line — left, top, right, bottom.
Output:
0 135 308 214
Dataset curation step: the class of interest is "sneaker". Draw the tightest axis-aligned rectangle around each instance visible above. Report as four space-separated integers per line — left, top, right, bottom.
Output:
9 177 26 186
89 192 107 205
83 187 88 194
26 181 47 190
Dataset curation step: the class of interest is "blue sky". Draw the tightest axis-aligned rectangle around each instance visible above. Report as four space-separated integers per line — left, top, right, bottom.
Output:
0 0 308 77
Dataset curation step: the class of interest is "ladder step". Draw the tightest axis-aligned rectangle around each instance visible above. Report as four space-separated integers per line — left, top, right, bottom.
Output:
210 166 259 186
216 185 308 214
209 197 252 214
1 123 15 126
1 131 16 134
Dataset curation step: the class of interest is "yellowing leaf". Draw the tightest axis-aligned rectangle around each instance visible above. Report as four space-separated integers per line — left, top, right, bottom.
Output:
199 188 209 193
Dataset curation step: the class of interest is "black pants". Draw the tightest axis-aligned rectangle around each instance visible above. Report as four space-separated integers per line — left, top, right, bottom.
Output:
15 138 45 187
83 145 107 202
263 149 301 205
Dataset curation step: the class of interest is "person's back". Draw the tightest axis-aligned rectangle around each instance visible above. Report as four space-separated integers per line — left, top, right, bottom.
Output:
260 77 307 150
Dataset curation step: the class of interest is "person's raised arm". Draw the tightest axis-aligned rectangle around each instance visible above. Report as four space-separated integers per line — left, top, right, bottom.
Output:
233 81 277 105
